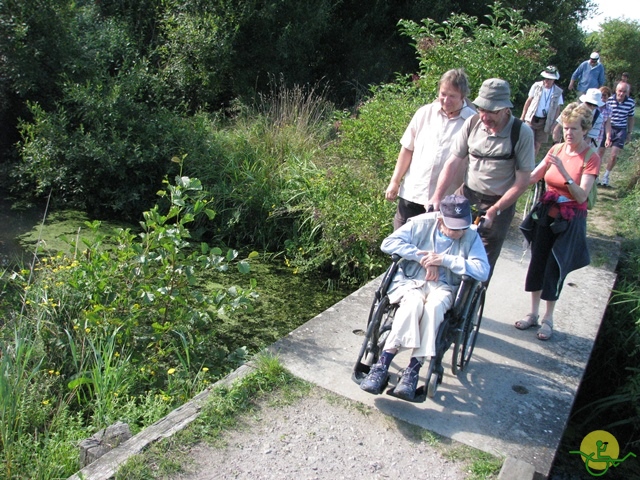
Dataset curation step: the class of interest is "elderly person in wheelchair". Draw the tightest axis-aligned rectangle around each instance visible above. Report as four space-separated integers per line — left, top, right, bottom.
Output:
360 195 489 401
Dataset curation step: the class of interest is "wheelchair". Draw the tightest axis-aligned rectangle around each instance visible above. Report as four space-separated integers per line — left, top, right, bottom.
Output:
352 253 486 401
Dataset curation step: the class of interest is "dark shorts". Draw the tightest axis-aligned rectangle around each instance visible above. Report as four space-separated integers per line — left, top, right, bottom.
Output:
527 117 549 145
610 125 627 149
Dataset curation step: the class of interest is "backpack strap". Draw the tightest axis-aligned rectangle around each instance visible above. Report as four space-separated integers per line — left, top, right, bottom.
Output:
582 147 596 171
468 113 481 132
509 117 523 160
467 115 522 160
490 117 522 160
551 142 563 156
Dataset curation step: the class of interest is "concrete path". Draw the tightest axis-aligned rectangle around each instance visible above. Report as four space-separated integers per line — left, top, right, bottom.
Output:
269 233 618 478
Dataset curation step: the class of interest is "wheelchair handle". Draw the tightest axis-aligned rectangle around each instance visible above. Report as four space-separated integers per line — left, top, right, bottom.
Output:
472 209 486 229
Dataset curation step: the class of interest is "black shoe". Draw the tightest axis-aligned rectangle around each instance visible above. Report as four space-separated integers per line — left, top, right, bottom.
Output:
360 362 389 394
393 367 419 401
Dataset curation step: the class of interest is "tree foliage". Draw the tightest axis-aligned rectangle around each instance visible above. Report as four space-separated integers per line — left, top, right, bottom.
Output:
2 0 595 225
398 2 554 104
587 18 640 92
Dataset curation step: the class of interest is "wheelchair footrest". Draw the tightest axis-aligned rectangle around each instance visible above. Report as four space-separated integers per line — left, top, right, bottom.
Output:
386 385 426 403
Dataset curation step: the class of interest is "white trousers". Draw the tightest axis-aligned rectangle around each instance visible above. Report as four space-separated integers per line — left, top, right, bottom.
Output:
384 282 454 361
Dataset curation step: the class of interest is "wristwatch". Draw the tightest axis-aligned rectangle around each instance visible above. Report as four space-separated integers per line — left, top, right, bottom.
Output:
564 179 575 185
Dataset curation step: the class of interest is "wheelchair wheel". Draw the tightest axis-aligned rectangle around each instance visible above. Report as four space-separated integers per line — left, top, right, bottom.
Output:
352 295 396 384
523 179 544 218
452 287 486 374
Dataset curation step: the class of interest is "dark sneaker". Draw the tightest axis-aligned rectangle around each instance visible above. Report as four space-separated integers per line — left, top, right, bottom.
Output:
393 367 419 401
360 363 389 394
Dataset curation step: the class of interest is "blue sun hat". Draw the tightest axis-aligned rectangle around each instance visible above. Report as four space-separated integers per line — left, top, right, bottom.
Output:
440 194 472 230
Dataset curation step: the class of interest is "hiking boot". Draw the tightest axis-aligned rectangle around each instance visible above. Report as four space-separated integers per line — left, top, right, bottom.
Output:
360 362 389 394
393 367 420 401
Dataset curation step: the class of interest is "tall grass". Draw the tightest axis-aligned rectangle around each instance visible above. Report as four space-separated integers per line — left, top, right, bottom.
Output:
0 326 43 479
188 78 423 284
555 141 640 478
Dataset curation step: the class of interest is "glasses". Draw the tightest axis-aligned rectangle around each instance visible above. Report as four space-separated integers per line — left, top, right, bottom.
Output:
477 107 505 116
544 66 558 74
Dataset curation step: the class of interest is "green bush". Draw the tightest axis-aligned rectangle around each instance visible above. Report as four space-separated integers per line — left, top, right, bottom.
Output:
15 82 223 220
0 169 257 475
185 82 338 251
398 2 554 104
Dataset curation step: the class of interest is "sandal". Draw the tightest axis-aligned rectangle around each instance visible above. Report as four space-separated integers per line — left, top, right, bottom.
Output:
537 318 553 341
515 313 539 330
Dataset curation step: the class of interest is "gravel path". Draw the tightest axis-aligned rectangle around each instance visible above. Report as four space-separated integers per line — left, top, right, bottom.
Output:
172 387 473 480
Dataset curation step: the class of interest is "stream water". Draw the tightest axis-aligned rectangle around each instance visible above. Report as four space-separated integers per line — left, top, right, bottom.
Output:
0 192 47 265
0 193 357 349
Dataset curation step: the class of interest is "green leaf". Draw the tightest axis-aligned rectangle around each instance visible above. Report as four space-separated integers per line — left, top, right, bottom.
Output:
237 260 250 274
68 377 93 390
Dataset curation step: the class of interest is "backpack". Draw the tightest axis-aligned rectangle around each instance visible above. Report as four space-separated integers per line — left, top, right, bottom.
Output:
468 114 523 160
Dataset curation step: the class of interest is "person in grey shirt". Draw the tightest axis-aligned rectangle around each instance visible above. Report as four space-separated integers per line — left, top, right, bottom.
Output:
428 78 535 282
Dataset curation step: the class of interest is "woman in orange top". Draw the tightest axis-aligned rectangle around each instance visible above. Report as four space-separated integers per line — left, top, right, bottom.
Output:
516 102 601 340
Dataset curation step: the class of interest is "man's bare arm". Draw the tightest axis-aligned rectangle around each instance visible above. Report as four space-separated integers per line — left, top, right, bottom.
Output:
427 154 466 210
627 116 635 144
483 170 530 228
385 147 413 201
520 97 533 120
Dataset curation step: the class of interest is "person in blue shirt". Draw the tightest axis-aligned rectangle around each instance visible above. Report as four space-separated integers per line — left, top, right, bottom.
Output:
359 195 489 400
568 52 605 96
600 81 635 187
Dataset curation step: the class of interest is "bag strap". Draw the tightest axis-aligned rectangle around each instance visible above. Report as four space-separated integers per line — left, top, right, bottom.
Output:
551 142 563 156
508 117 523 160
582 147 596 171
467 114 522 160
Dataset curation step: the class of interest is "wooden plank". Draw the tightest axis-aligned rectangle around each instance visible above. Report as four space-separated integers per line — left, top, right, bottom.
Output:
67 363 255 480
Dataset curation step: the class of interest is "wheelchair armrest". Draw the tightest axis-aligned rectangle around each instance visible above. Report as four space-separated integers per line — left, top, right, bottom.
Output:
452 275 481 319
376 254 404 300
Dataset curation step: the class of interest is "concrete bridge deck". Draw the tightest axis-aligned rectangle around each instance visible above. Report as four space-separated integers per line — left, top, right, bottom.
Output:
269 233 618 478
